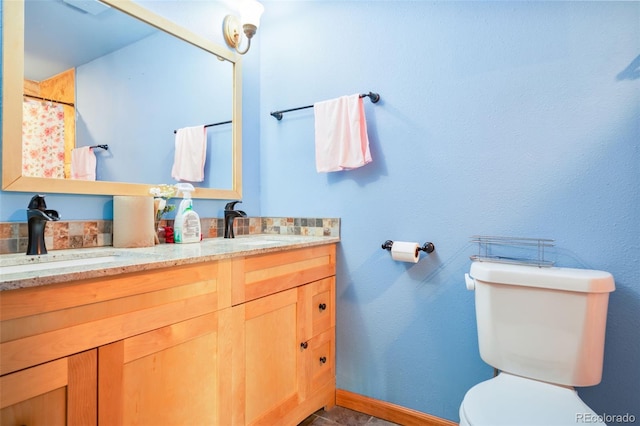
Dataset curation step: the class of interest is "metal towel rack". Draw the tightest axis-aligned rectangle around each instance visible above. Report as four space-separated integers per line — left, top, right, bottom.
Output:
270 91 380 120
470 235 555 267
173 120 231 134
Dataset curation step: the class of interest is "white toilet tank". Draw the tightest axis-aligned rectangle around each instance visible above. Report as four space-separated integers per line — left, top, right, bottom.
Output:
468 261 615 387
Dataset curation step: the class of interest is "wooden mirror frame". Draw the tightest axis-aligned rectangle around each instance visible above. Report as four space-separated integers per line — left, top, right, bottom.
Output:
2 0 243 199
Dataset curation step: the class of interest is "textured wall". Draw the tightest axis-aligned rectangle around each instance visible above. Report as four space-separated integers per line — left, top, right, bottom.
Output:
258 1 639 422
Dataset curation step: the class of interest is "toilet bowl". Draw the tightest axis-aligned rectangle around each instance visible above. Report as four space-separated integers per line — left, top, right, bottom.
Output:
459 373 605 426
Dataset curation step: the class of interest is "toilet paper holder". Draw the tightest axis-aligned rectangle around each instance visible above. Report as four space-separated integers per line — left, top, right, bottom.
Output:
381 240 435 255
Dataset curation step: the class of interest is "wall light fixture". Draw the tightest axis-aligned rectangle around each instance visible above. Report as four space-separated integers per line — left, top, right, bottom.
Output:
223 0 264 55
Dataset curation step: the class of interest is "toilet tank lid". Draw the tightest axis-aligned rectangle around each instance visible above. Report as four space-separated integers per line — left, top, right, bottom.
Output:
470 261 615 293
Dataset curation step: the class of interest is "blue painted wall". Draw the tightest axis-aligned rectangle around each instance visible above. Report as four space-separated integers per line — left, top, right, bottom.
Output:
258 1 639 422
1 0 639 423
76 31 233 187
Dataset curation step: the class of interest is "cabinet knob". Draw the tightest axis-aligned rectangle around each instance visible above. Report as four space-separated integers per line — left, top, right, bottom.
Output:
318 303 327 311
300 342 308 349
319 356 327 364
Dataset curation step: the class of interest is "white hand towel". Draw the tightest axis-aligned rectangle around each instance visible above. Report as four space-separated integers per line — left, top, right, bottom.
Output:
171 125 207 182
314 94 372 173
71 146 97 180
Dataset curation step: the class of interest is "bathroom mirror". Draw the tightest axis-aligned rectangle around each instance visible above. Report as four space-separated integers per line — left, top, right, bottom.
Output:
2 0 243 199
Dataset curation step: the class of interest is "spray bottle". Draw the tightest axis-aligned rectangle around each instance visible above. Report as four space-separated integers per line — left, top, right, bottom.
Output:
173 183 201 244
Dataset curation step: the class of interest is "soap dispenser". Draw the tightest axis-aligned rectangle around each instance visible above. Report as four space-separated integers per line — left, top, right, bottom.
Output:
173 183 201 244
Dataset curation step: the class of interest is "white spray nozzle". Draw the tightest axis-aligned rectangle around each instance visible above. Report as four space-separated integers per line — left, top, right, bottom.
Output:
175 183 195 198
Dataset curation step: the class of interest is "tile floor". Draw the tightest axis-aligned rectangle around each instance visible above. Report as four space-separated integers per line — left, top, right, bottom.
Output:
298 406 400 426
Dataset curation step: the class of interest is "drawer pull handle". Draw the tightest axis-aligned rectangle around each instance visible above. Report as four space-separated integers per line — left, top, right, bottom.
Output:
318 303 327 311
300 342 308 349
319 356 327 364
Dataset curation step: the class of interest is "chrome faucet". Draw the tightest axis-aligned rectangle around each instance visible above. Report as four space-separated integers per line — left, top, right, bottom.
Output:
26 194 60 255
224 201 246 239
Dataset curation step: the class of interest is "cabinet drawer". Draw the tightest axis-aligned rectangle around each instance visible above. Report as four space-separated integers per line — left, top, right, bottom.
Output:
310 277 335 337
304 328 335 396
232 244 336 305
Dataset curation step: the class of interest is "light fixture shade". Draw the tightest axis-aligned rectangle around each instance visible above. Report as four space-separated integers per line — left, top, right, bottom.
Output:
240 0 264 28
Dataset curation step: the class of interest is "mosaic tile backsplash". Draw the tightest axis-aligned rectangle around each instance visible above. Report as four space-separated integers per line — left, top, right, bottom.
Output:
0 217 340 255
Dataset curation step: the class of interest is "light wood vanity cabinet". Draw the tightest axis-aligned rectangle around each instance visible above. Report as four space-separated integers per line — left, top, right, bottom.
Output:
231 244 337 426
1 261 230 425
0 242 336 426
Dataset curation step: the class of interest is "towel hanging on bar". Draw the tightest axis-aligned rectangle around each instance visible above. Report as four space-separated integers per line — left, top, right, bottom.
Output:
171 125 207 182
71 147 97 181
270 91 380 120
314 94 372 172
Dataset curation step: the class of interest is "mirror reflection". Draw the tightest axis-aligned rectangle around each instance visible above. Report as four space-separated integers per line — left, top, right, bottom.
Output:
4 0 241 199
24 0 233 188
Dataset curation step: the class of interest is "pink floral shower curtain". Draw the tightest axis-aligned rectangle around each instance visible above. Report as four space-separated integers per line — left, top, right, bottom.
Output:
22 99 65 178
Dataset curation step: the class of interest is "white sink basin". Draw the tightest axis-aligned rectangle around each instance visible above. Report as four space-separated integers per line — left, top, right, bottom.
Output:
0 255 120 275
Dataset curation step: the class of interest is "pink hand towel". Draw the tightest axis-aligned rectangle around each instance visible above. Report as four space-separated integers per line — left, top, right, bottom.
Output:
314 94 372 173
71 146 97 180
171 125 207 182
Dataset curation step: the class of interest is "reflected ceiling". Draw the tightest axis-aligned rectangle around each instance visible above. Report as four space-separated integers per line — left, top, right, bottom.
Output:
25 0 157 80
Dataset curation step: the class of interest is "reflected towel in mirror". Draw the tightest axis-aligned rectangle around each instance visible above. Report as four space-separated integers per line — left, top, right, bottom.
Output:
71 146 96 180
171 125 207 182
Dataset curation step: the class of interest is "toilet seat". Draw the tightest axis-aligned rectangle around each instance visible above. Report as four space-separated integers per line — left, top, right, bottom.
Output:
459 373 605 426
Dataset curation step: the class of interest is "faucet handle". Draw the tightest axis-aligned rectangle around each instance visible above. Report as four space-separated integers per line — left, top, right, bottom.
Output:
225 200 242 211
28 194 47 210
44 209 61 221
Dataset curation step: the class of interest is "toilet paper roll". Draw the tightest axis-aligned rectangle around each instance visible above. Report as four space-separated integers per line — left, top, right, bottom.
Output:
391 241 420 263
113 196 156 248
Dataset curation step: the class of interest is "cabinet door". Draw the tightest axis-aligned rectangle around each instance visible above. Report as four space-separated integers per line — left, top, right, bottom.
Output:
231 287 303 426
98 311 229 426
0 350 97 426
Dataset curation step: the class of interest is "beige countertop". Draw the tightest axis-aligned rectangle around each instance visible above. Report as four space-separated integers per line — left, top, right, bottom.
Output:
0 234 339 291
